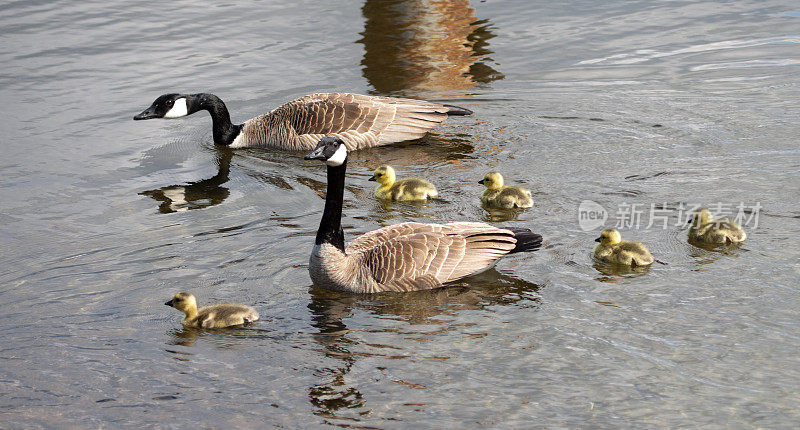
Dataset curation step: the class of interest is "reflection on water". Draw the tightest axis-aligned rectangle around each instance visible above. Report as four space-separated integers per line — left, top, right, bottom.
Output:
140 149 234 214
481 204 527 222
687 240 744 270
167 327 201 347
359 0 503 95
306 269 540 420
593 261 652 282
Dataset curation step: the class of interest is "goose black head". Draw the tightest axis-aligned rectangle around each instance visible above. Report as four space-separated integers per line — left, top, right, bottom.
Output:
134 93 192 120
304 136 348 166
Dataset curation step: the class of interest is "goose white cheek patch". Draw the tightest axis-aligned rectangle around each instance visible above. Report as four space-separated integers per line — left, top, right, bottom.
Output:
164 98 188 118
326 144 347 166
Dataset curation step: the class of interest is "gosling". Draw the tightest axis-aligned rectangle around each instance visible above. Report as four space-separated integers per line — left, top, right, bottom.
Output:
688 208 747 244
369 165 438 201
165 292 259 329
593 229 655 266
479 172 533 209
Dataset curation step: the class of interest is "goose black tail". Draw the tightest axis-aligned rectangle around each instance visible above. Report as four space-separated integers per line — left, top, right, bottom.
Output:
508 228 543 254
443 104 473 116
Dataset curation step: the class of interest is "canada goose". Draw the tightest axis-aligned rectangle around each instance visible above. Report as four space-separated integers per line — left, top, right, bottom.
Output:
688 208 747 244
134 92 472 150
593 229 655 266
369 165 438 201
303 136 542 293
479 172 533 209
164 292 259 328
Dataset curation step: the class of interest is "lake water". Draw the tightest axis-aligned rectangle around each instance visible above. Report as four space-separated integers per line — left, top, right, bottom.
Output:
2 0 799 427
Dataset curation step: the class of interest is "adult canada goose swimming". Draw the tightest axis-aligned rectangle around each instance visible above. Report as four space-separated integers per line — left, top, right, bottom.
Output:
479 172 533 209
165 292 259 328
593 229 655 266
134 92 472 150
303 136 542 293
688 208 747 244
369 165 438 201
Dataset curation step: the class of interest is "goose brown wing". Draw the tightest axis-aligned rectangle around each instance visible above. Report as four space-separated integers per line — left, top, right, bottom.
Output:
349 222 519 290
268 93 452 150
346 222 438 254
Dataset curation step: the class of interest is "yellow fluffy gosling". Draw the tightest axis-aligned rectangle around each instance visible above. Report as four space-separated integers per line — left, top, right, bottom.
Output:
165 292 259 328
369 165 438 201
688 208 746 244
479 172 533 209
593 229 655 266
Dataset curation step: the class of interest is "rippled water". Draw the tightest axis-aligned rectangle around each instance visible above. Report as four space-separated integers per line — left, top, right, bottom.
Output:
2 0 799 427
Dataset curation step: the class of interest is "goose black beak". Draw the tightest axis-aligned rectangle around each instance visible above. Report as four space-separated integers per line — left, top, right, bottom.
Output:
134 106 159 120
304 147 326 161
164 299 174 307
478 179 485 185
594 237 601 242
368 176 376 181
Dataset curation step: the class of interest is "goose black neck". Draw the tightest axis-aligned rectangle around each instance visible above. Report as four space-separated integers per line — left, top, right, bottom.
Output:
316 160 347 252
191 93 242 146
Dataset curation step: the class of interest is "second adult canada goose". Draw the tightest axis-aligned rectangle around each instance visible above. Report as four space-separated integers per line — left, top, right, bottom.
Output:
134 92 472 150
369 165 438 201
688 208 747 244
593 229 655 266
479 172 533 209
165 292 259 328
304 136 543 293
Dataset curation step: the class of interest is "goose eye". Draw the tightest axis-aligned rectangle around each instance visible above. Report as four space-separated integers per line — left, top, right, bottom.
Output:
166 99 174 106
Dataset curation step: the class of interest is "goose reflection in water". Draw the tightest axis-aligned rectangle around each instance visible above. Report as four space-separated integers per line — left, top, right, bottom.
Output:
359 0 503 95
306 270 540 421
140 148 233 214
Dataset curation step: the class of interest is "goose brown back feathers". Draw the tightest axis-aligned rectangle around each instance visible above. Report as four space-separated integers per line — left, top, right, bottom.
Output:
234 93 469 150
312 222 539 293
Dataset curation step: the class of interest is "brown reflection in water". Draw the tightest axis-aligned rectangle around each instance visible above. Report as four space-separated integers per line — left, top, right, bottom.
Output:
140 148 233 214
359 0 503 96
306 270 540 421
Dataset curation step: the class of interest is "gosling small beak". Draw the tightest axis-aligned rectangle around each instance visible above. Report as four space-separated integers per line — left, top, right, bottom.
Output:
304 146 325 161
368 176 376 182
686 218 693 224
134 106 159 120
164 299 174 307
594 237 601 242
478 179 485 185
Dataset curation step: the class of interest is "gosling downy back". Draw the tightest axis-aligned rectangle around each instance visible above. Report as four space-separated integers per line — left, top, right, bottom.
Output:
304 136 542 293
688 208 747 244
165 292 259 329
479 172 533 209
135 92 472 150
369 165 438 201
593 229 654 266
